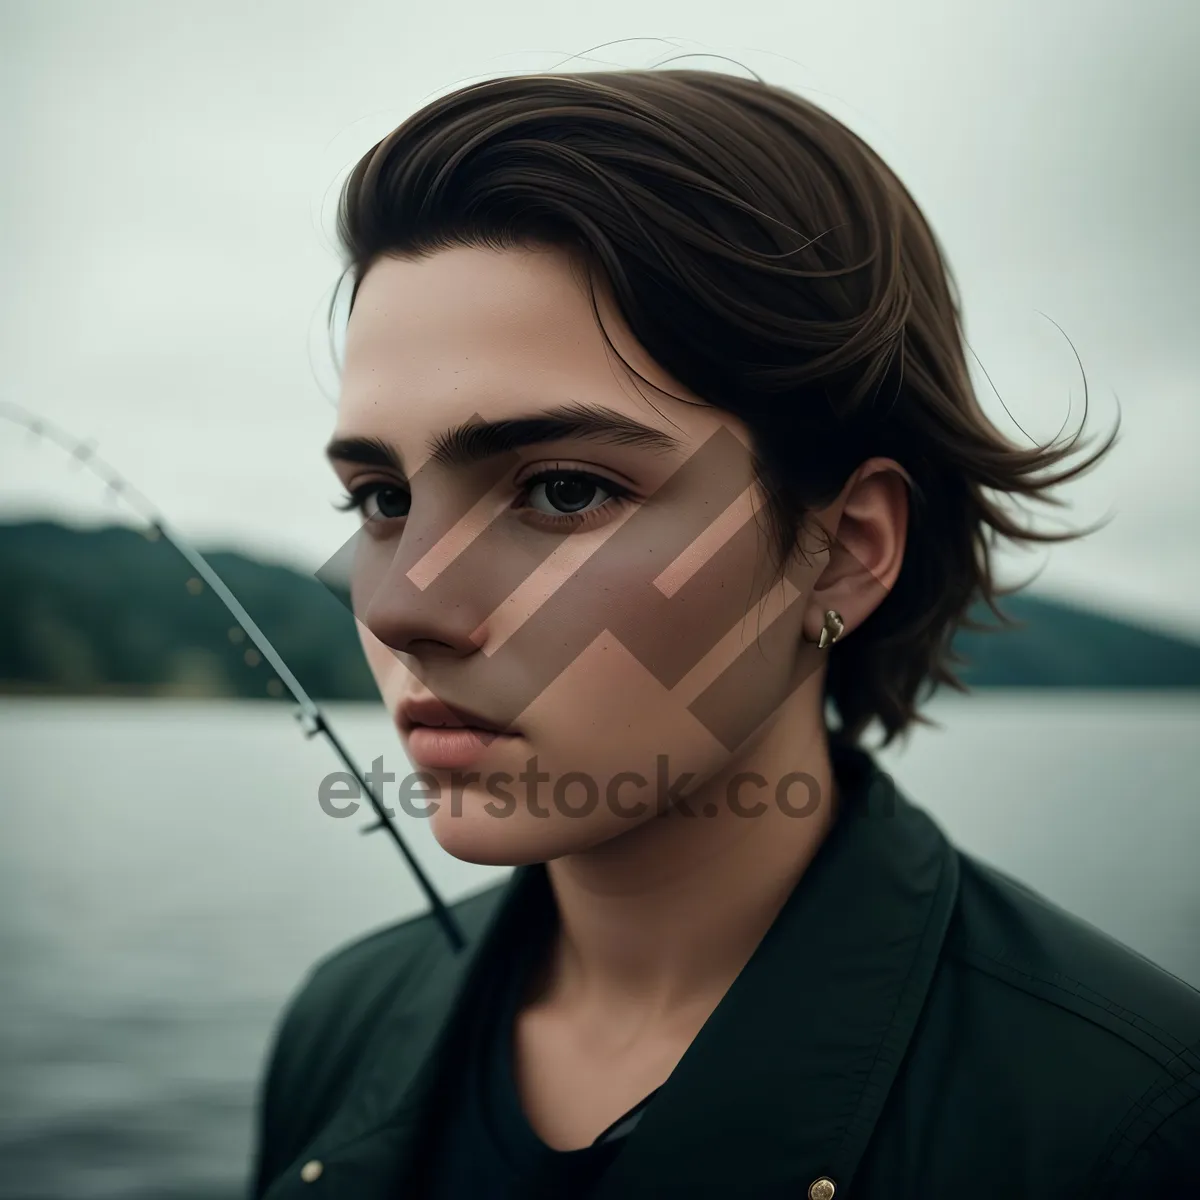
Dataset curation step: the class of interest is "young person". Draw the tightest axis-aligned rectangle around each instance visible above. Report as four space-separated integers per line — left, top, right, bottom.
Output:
250 70 1200 1198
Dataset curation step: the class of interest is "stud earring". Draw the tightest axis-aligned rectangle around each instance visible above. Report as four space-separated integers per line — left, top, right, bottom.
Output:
817 610 845 650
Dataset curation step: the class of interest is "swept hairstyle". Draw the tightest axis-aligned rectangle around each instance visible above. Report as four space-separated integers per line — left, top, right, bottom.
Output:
327 68 1117 745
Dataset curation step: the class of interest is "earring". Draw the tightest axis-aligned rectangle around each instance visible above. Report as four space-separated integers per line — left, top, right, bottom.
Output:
817 610 845 650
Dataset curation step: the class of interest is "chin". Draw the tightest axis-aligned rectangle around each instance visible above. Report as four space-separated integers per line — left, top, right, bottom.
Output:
427 802 612 867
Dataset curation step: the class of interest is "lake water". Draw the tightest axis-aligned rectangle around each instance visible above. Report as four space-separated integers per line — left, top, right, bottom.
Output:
2 694 1198 1199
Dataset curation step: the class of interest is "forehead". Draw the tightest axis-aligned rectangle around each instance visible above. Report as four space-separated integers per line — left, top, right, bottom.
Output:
344 244 596 377
335 245 726 456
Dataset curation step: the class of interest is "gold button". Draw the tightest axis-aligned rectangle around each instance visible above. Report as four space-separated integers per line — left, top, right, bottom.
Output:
809 1178 836 1200
300 1159 323 1183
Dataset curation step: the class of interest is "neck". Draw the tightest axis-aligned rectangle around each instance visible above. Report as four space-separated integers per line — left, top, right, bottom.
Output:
530 699 841 1028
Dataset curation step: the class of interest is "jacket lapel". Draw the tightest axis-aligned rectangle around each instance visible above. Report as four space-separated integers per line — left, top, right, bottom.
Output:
263 863 545 1199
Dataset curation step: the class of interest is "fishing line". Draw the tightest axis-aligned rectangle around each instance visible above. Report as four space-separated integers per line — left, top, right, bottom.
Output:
0 400 466 954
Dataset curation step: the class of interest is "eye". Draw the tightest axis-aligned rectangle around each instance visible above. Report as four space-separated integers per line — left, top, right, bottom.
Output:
336 482 410 521
521 469 628 518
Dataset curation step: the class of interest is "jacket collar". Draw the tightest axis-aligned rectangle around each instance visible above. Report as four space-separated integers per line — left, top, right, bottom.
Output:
282 743 961 1199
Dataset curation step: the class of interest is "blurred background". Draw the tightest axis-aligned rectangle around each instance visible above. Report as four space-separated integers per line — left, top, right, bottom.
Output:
2 2 1199 1197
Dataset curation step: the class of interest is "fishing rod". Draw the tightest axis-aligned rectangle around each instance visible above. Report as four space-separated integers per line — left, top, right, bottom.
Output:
0 400 466 954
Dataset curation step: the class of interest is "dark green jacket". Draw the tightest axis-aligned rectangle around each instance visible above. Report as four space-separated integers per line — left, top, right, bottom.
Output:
250 747 1200 1198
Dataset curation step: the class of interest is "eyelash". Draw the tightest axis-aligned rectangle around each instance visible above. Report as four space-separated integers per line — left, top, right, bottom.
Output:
334 465 635 533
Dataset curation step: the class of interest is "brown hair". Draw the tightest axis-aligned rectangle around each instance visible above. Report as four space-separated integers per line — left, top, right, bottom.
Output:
328 68 1117 746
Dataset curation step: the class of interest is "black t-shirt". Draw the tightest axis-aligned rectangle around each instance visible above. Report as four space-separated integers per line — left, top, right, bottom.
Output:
411 918 660 1199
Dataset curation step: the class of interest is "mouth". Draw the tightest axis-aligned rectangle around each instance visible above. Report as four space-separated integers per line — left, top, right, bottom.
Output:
396 696 522 770
396 695 520 739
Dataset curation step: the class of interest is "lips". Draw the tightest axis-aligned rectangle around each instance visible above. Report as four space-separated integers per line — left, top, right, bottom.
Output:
397 694 515 737
398 694 521 771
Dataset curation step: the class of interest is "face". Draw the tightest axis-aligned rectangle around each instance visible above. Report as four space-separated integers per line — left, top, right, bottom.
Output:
328 243 837 866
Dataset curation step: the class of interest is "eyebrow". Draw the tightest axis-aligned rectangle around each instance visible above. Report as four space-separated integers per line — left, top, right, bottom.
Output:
324 402 684 476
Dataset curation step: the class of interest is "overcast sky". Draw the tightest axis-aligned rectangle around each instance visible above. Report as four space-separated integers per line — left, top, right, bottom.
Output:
2 0 1197 638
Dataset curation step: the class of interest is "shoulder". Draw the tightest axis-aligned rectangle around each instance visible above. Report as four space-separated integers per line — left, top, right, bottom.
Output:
941 850 1200 1191
947 851 1200 1049
250 879 508 1194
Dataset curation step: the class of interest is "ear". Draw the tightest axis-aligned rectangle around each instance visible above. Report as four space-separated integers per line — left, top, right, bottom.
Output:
801 458 910 646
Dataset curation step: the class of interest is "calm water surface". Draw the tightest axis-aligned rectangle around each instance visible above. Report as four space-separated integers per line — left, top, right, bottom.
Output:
2 695 1198 1199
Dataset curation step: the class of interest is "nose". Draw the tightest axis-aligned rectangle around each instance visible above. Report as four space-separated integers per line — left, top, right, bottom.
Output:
353 522 492 659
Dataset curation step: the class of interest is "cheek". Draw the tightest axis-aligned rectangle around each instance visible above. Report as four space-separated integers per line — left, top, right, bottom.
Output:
513 549 807 773
522 629 730 773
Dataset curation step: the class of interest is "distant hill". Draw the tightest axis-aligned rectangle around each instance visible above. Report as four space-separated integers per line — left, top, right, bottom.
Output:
1 518 1198 699
0 520 375 701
